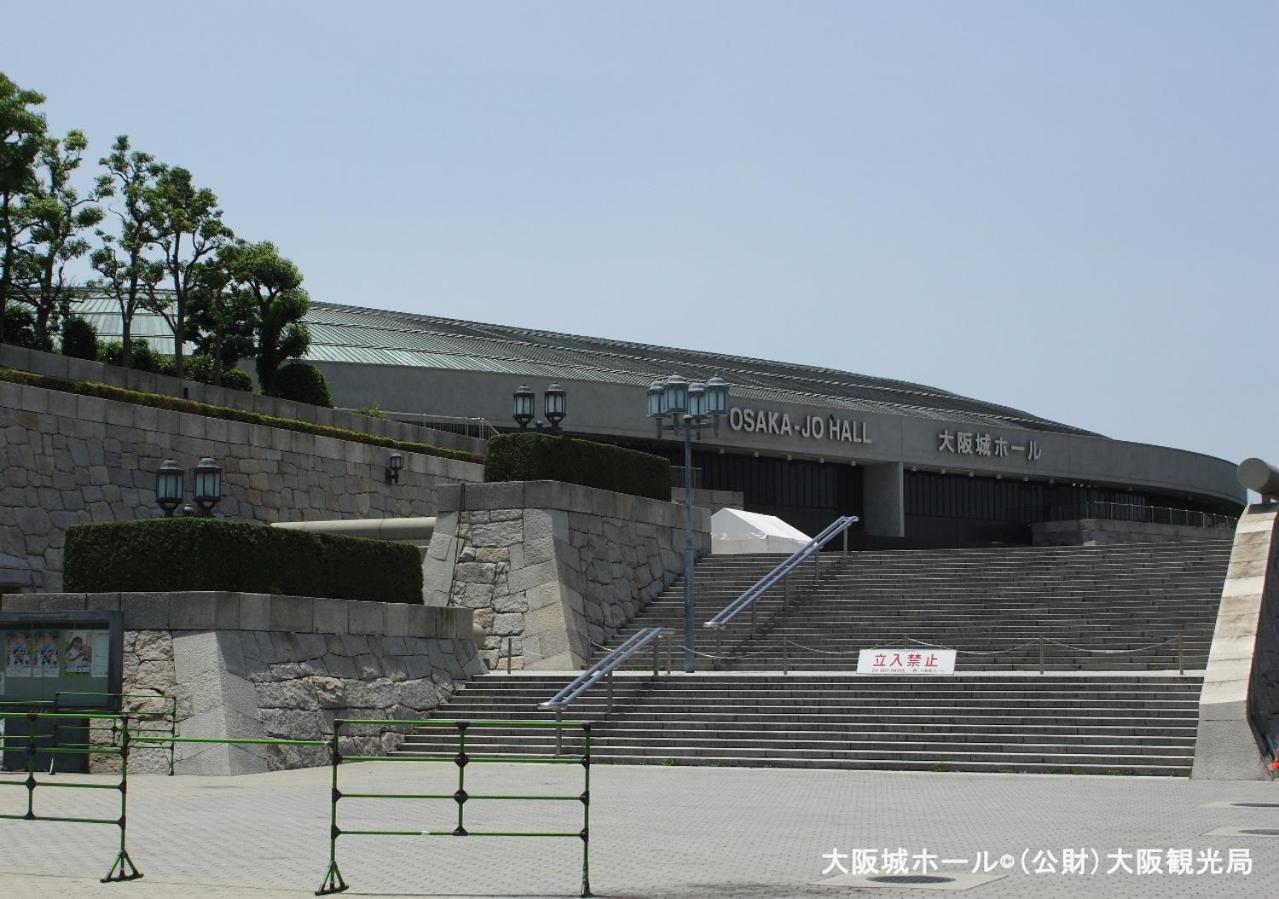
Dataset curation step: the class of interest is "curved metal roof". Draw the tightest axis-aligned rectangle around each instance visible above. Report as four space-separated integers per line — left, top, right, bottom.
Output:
71 294 1098 436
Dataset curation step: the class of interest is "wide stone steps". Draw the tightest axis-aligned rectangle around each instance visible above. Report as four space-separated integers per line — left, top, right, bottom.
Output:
401 672 1206 776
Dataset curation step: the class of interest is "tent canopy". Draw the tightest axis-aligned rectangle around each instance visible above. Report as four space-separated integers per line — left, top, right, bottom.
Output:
711 508 812 555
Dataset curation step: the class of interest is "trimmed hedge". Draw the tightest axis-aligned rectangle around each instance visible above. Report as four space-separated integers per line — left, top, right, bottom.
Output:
484 432 671 501
64 518 423 604
270 362 333 407
0 367 481 464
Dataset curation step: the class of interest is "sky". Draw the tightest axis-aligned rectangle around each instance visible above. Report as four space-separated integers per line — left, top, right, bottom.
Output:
5 1 1277 469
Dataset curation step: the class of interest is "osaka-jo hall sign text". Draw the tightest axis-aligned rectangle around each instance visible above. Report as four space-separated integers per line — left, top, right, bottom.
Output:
728 408 871 444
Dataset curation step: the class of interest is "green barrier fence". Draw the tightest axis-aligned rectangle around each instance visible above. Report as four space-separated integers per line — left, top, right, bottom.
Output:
0 710 141 882
316 718 593 898
56 693 178 776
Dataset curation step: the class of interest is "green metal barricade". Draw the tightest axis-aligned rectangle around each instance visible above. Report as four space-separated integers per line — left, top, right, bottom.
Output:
0 709 141 882
56 692 179 776
316 718 593 898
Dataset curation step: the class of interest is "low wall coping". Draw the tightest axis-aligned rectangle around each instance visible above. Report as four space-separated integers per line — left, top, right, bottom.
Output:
0 592 473 640
437 480 711 532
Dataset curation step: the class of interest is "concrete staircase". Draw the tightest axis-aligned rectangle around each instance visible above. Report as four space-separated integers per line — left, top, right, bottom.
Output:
400 540 1233 775
605 541 1233 671
399 672 1204 775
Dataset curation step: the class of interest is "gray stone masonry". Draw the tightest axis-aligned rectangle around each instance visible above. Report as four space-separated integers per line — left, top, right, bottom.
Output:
1192 503 1279 779
0 377 483 593
0 592 484 774
423 481 711 670
0 343 486 455
1034 517 1238 546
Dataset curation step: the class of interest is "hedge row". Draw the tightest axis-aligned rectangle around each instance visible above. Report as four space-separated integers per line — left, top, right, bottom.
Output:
483 432 671 501
0 367 481 464
64 519 423 604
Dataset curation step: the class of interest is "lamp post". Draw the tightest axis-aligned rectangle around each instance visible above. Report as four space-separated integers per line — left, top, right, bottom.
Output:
648 373 730 672
155 459 184 517
191 457 223 517
512 384 568 434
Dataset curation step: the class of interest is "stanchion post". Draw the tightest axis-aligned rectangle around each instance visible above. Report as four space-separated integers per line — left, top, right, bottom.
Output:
556 709 563 756
606 671 614 714
783 639 789 676
101 716 142 883
1038 637 1044 674
166 697 176 776
316 725 348 895
580 722 592 898
1177 633 1184 676
506 638 513 674
453 721 469 836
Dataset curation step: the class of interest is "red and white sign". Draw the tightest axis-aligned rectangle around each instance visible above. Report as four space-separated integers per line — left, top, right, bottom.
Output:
857 648 956 675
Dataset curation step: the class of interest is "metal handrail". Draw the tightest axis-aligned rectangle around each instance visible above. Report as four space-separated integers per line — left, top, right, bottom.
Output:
539 627 670 712
1047 501 1236 530
336 409 499 440
704 515 858 630
538 626 669 755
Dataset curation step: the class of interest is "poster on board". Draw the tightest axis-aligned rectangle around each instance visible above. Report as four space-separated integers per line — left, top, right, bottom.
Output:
34 630 60 678
65 631 94 676
5 631 32 678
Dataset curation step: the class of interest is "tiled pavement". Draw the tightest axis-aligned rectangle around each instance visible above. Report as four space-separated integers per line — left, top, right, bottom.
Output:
1 762 1277 898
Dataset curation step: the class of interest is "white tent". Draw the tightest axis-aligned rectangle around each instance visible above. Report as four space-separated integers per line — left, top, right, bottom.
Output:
711 508 812 555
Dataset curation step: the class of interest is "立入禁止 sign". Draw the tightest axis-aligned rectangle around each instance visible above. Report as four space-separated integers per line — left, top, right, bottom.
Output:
857 648 956 675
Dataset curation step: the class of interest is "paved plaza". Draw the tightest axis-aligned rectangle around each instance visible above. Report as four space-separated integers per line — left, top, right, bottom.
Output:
1 761 1277 898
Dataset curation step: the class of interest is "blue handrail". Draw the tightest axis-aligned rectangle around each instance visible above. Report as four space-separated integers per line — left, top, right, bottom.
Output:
703 515 858 629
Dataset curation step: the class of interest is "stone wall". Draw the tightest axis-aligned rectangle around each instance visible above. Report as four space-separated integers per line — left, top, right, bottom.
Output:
0 378 483 593
423 481 711 670
1192 503 1279 780
0 591 483 774
0 344 487 456
1032 518 1237 546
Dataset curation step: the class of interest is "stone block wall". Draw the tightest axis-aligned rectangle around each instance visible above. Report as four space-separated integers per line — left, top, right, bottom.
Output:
423 481 710 670
0 591 483 774
0 378 483 593
1033 518 1237 546
1192 503 1279 780
0 344 487 456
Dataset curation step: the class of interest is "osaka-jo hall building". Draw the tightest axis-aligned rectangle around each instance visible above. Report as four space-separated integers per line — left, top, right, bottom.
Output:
82 298 1245 548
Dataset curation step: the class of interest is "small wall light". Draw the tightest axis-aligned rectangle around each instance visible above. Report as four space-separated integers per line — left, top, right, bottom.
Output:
192 457 223 517
155 459 185 518
386 452 404 484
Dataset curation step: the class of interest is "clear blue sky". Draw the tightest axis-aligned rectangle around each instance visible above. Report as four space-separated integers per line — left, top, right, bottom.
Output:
7 2 1276 470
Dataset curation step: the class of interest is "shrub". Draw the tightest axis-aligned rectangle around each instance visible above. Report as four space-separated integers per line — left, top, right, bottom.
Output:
3 305 43 350
269 362 332 408
484 432 671 501
64 518 423 604
60 316 99 360
179 353 253 392
99 339 160 372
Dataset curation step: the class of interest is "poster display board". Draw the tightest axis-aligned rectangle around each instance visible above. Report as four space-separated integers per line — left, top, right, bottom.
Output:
0 611 122 708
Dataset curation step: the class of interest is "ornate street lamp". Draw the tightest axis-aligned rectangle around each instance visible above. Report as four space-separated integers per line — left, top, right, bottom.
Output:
386 452 404 484
155 459 184 518
192 457 223 517
544 384 567 433
512 385 535 430
512 383 568 434
646 373 731 672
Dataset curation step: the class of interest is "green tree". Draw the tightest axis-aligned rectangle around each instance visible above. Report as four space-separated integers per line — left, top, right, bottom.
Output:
184 244 257 386
227 241 310 394
13 130 106 344
146 165 233 381
0 74 46 344
89 136 163 369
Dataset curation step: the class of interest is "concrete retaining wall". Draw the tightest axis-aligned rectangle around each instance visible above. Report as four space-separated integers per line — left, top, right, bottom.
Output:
424 481 711 670
0 591 483 774
1192 504 1279 780
0 377 483 593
